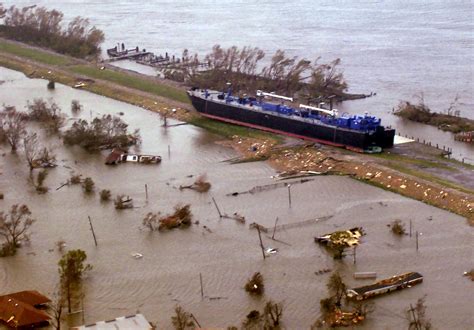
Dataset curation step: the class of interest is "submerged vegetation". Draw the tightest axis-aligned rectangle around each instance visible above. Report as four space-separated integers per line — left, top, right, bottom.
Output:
394 96 474 134
179 174 211 193
390 219 406 236
0 204 35 257
241 300 284 329
58 249 92 313
244 272 265 296
63 114 141 151
158 204 193 231
27 98 66 134
0 105 26 152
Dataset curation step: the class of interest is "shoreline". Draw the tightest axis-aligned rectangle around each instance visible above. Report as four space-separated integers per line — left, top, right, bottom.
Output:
0 38 472 223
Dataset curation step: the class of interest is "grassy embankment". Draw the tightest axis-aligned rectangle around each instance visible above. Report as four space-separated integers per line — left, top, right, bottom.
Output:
0 38 278 142
369 153 474 195
0 41 72 66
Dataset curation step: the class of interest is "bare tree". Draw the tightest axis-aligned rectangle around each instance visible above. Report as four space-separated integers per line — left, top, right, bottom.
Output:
0 204 36 256
171 305 194 330
29 169 49 194
24 133 57 170
26 98 66 134
23 132 40 171
49 287 65 330
0 105 26 152
327 271 346 306
406 296 432 330
263 300 283 328
71 100 82 114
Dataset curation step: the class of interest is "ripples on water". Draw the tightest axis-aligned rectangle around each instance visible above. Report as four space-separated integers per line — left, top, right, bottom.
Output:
0 68 472 328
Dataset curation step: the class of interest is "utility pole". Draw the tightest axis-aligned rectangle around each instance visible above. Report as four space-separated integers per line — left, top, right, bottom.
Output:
212 197 223 218
199 273 204 300
416 231 419 251
287 184 292 208
271 217 279 239
257 226 266 260
88 216 97 246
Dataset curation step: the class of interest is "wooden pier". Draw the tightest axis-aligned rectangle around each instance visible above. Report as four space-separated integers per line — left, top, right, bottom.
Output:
106 45 152 62
104 42 209 70
455 131 474 143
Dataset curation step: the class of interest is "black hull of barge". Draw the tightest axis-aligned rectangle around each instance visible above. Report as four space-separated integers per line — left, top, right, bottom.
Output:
189 95 395 151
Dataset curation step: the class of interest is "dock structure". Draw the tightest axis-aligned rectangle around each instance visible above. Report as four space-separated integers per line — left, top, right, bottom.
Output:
455 131 474 143
346 272 423 301
104 42 210 70
106 44 152 62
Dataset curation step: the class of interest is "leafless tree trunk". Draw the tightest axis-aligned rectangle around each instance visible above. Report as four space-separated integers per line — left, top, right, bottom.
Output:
0 204 36 252
0 106 26 152
24 133 40 171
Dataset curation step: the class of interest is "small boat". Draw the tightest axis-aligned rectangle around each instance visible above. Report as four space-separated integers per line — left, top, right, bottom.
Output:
346 272 423 300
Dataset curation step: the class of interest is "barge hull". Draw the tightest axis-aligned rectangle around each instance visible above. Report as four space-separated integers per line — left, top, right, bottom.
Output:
189 94 394 151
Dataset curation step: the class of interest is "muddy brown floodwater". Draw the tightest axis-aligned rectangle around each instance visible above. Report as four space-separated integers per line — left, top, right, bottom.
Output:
0 67 472 329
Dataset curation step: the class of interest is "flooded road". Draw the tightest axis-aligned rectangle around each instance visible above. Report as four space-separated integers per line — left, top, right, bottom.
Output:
0 68 472 328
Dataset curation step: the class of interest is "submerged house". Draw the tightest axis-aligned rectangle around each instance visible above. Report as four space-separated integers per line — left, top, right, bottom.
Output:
73 314 152 329
0 290 51 328
315 227 365 247
346 272 423 301
105 148 161 165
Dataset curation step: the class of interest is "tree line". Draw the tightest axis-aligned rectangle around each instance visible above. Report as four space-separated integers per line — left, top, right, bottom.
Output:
165 44 349 102
0 3 104 59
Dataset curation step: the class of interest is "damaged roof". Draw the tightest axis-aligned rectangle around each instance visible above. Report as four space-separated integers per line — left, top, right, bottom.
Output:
0 294 50 328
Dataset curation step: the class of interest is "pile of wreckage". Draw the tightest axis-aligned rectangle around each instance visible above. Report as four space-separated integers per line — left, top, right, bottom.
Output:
314 227 424 327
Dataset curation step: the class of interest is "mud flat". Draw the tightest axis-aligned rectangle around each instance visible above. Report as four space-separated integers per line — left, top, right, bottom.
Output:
0 68 472 328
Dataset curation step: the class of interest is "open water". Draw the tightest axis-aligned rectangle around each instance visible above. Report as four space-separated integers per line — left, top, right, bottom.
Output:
0 67 473 328
3 0 474 161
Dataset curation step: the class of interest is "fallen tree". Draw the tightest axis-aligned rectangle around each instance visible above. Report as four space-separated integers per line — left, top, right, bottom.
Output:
158 204 192 231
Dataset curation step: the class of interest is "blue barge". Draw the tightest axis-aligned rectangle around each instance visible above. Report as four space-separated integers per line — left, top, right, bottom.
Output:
187 87 395 152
